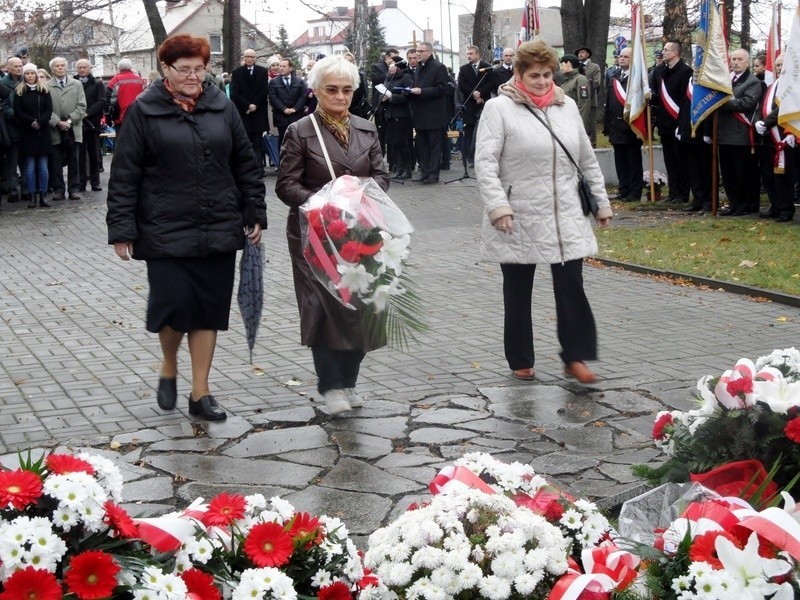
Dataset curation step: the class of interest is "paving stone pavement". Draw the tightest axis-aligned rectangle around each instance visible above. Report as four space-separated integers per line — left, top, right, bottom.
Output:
2 164 800 543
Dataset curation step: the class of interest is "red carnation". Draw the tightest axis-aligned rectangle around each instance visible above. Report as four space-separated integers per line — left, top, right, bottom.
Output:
0 469 43 510
286 512 323 546
321 203 341 221
652 413 674 440
243 522 294 567
326 220 349 241
318 581 353 600
0 567 62 600
726 376 753 398
357 241 383 256
46 454 95 476
205 492 247 526
64 551 121 600
785 417 800 443
102 500 138 538
181 569 221 600
340 241 362 263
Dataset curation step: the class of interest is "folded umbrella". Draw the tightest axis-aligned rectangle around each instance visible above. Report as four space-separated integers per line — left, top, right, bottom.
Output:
238 225 264 364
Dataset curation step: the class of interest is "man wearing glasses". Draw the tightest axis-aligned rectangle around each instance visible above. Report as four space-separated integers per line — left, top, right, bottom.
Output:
409 42 449 184
106 58 145 133
268 58 307 151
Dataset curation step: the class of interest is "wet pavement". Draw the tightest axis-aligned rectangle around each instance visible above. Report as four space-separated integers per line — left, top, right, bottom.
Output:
2 162 799 541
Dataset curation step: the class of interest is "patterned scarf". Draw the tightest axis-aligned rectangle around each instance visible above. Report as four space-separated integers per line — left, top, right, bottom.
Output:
163 78 202 114
316 107 350 151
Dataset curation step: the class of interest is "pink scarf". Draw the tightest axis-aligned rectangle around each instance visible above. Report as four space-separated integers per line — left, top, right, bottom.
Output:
514 79 555 109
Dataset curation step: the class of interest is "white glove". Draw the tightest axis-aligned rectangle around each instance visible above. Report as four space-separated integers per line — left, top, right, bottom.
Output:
785 134 796 148
382 90 392 102
703 136 711 144
755 121 767 135
675 127 681 141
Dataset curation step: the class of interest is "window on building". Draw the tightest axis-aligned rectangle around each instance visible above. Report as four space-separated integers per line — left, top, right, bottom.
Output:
85 26 93 41
466 36 473 46
209 34 222 54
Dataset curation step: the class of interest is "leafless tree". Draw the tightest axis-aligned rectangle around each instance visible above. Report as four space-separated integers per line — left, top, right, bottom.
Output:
222 0 241 70
472 0 493 60
352 0 368 67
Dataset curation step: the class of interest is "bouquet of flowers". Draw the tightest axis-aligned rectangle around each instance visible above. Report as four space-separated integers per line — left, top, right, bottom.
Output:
0 450 168 600
142 492 388 600
635 348 800 490
642 170 667 186
619 486 800 600
430 453 613 557
300 175 425 347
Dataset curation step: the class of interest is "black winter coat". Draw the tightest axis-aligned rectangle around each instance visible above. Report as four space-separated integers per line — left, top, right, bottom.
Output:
76 74 106 129
382 71 414 119
603 73 640 145
13 86 52 158
106 80 267 260
410 57 449 130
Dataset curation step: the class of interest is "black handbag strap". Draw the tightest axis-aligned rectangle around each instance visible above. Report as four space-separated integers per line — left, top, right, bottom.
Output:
523 105 585 178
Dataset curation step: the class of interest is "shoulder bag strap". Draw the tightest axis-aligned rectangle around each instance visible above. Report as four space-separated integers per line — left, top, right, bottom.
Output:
523 104 584 178
309 113 337 180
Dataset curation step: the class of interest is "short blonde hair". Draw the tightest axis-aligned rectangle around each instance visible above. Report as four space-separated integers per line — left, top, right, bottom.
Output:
307 55 359 90
514 40 558 76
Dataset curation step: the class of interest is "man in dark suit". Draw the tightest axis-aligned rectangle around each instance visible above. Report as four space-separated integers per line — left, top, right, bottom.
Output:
268 58 307 150
370 48 399 155
492 47 515 95
231 49 270 174
74 59 105 192
457 45 493 167
717 48 763 216
409 42 449 184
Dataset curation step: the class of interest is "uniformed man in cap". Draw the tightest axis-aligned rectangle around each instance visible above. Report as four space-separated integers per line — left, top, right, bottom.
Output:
576 46 601 146
559 54 591 134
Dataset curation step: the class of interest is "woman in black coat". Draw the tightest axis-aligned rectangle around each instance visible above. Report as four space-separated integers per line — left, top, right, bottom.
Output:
14 63 52 208
382 57 414 179
106 34 267 421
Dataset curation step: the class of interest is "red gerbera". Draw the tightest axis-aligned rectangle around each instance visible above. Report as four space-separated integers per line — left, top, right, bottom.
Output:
689 531 739 569
286 512 324 546
45 454 95 476
181 568 221 600
102 500 139 538
652 413 674 440
318 581 352 600
0 469 43 510
204 492 247 526
0 567 62 600
785 417 800 443
243 522 294 567
64 551 121 600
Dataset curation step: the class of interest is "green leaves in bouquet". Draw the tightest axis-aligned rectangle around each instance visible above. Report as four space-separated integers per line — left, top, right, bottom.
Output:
361 268 428 351
640 530 693 600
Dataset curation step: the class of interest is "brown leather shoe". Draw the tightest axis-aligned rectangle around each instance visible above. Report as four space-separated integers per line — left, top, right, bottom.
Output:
564 362 599 384
512 368 535 381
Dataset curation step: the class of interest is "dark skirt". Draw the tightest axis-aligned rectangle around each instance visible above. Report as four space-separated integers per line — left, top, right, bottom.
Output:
145 253 236 333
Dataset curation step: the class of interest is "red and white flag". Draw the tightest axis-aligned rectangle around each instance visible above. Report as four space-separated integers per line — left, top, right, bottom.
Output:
766 2 781 85
779 4 800 136
518 0 540 45
623 3 651 141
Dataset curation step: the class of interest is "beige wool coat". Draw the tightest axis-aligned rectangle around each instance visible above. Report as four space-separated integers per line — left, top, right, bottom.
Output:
48 78 86 145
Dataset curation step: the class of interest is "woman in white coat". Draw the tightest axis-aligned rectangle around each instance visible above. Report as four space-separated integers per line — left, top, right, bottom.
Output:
475 40 613 384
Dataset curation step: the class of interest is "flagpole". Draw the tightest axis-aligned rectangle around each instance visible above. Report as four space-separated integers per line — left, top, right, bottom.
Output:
711 112 719 216
647 104 655 202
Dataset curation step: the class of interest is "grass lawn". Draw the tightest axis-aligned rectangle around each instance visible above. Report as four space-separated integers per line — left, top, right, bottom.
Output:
596 215 800 296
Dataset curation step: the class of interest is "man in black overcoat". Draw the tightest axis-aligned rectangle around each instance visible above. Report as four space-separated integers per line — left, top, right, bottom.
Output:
75 59 105 192
231 49 270 173
409 42 449 184
491 48 515 96
457 45 493 167
268 58 307 151
370 48 399 155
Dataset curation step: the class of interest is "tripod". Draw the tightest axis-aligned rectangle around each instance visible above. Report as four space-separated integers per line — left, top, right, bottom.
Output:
445 68 492 184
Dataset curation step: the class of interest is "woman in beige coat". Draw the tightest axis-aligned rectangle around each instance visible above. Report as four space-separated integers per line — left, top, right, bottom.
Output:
276 56 389 415
475 40 612 384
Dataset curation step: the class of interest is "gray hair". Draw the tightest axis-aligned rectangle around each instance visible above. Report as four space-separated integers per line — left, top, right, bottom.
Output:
307 55 359 91
118 58 133 71
418 42 433 52
49 56 66 70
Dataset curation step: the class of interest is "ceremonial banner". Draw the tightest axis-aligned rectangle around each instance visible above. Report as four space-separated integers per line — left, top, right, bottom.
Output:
765 3 781 84
519 0 540 44
624 2 651 141
690 0 732 135
778 4 800 136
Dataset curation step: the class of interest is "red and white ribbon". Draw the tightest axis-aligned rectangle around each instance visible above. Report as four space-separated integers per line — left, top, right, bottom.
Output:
581 542 640 590
428 466 495 496
134 502 207 552
739 507 800 561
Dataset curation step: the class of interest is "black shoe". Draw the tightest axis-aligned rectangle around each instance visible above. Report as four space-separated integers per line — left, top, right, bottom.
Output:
718 208 735 216
777 214 795 222
53 193 65 201
27 195 36 208
624 195 642 202
156 377 177 410
759 211 779 218
38 193 50 208
188 393 227 421
422 177 439 184
68 192 81 200
7 192 19 203
683 204 702 212
91 186 102 191
396 169 411 180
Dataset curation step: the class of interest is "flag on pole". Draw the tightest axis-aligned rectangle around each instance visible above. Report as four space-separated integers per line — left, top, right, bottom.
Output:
624 3 651 141
518 0 540 45
690 0 732 136
778 4 800 136
765 3 781 84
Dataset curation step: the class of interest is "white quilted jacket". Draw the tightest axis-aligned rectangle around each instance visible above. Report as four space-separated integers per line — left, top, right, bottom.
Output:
475 84 611 265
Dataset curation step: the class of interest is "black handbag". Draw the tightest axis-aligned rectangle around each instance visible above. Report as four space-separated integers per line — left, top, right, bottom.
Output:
524 105 599 217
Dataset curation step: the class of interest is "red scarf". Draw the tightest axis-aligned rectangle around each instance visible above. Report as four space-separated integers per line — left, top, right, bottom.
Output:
515 78 555 109
163 78 202 113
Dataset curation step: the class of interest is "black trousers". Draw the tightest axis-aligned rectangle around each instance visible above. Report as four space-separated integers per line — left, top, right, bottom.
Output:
51 140 81 195
500 260 597 370
661 132 689 201
761 145 795 217
612 142 643 199
415 128 442 180
80 127 101 189
1 142 19 195
719 145 758 213
312 345 366 395
247 130 264 168
463 122 477 165
681 142 712 208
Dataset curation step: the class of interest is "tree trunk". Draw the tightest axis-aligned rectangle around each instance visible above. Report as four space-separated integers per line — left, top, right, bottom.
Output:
472 0 493 60
740 0 751 49
352 0 369 69
662 0 691 62
722 0 733 47
142 0 167 49
560 0 586 57
560 0 611 73
223 0 241 71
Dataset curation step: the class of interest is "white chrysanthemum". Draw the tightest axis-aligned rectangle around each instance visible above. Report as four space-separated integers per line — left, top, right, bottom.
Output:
321 515 349 539
386 562 415 586
185 536 215 564
478 575 512 600
310 568 333 588
559 509 583 530
245 493 267 513
491 548 525 578
458 562 483 590
514 571 543 595
523 547 548 571
411 546 445 570
46 476 88 508
429 567 460 595
80 499 106 531
172 553 193 574
80 452 124 501
268 496 295 521
132 590 159 600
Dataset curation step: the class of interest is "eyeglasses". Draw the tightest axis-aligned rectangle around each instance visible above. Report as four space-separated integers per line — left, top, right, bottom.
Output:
322 86 354 96
169 65 206 78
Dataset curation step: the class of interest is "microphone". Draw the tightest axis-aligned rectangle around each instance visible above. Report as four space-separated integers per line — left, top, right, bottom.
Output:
477 67 496 73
